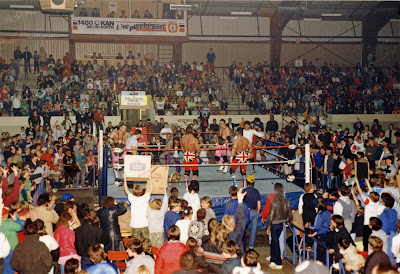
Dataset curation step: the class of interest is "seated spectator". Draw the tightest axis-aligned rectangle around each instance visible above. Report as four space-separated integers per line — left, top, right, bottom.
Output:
232 249 263 274
86 243 119 274
221 240 242 274
125 239 155 274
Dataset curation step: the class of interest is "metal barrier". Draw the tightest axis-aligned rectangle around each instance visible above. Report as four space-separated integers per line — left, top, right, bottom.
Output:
284 223 356 274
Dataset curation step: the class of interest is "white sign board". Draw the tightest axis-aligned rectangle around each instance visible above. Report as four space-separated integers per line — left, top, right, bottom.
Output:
71 17 187 36
124 155 152 180
120 91 147 107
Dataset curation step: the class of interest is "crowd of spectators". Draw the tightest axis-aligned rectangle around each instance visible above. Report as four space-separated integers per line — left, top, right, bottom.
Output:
77 7 183 20
230 58 400 115
0 46 230 117
1 101 400 273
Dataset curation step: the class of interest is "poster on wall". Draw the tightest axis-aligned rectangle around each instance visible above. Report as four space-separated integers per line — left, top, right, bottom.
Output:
71 17 187 36
109 2 117 13
120 91 147 107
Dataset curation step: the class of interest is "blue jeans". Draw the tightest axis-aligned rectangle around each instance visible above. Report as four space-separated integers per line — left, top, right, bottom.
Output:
270 223 284 265
4 250 14 274
249 209 259 248
387 232 396 265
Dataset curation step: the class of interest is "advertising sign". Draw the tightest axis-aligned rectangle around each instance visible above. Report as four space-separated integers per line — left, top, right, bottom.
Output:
124 155 152 180
72 17 187 36
121 91 147 107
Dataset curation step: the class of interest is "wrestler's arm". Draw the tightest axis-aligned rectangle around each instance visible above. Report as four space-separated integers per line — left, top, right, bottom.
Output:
194 138 200 157
231 140 237 163
247 139 253 156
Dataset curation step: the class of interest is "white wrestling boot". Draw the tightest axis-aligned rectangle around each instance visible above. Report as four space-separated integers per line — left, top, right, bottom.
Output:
217 165 224 172
222 166 228 173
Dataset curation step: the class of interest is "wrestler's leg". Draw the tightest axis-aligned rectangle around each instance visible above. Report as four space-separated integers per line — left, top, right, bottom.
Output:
184 162 190 189
215 156 223 171
240 163 247 188
191 158 199 182
222 156 229 173
230 159 239 186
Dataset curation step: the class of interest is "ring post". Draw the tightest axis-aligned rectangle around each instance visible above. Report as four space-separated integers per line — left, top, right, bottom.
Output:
98 130 103 204
305 144 310 184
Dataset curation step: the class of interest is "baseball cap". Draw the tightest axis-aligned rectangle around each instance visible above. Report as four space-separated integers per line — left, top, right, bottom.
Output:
61 193 74 201
182 207 193 217
247 175 255 183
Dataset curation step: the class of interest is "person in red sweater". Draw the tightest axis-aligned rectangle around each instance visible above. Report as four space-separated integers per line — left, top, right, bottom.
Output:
94 108 105 134
1 164 20 207
40 147 54 168
155 225 189 274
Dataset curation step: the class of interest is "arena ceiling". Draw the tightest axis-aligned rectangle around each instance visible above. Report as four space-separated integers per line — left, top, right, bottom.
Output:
185 1 400 20
1 0 400 21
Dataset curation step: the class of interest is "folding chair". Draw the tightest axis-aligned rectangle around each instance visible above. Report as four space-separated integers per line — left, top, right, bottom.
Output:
108 250 129 271
123 237 133 248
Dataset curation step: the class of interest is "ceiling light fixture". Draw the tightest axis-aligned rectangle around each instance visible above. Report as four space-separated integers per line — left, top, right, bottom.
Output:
321 13 342 17
231 11 252 15
10 4 34 9
303 18 322 21
219 16 238 20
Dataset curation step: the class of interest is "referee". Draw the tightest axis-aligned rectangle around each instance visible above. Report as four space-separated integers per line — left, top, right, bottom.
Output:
126 129 142 155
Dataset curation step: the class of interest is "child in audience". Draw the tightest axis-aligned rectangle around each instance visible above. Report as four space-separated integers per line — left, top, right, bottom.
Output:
176 207 193 244
221 240 242 274
379 193 397 264
299 183 317 247
201 196 216 225
391 220 400 271
361 236 391 274
369 217 387 254
188 208 208 244
354 177 385 251
338 238 365 272
232 249 263 274
123 175 153 240
163 200 182 235
148 190 169 247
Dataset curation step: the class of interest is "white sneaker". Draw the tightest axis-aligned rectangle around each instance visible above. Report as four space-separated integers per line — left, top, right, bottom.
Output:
222 166 228 173
332 263 339 270
217 166 223 172
269 262 282 269
266 256 271 261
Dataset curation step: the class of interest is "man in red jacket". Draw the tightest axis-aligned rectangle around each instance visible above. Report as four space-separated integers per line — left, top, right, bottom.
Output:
155 225 189 274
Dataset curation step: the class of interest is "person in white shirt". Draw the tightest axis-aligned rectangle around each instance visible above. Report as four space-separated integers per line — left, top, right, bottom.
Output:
148 192 169 247
354 179 385 251
160 122 173 143
333 186 357 233
243 121 265 173
391 220 400 271
294 56 303 68
123 174 153 240
125 239 155 274
183 180 201 220
0 232 10 272
11 93 22 116
369 217 388 254
175 207 193 244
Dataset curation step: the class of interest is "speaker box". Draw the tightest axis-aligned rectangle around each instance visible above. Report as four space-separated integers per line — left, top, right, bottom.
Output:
39 0 75 13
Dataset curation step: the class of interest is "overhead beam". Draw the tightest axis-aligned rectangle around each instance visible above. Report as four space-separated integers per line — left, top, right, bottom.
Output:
362 7 392 65
269 9 297 66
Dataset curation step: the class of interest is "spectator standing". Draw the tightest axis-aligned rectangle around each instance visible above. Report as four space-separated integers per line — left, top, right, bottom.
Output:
30 193 59 236
123 176 152 240
266 183 293 270
160 122 172 143
206 48 216 66
39 47 47 67
96 196 127 251
10 222 53 274
33 50 40 73
243 175 261 249
22 47 32 74
13 46 23 74
154 225 189 274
